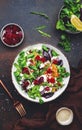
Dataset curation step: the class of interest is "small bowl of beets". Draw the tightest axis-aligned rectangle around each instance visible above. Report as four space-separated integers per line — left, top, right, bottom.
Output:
0 23 24 47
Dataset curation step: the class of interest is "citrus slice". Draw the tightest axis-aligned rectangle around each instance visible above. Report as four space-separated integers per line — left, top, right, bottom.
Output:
70 14 82 31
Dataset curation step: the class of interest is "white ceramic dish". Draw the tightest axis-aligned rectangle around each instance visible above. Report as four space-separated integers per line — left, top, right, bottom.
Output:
56 107 73 125
11 43 70 103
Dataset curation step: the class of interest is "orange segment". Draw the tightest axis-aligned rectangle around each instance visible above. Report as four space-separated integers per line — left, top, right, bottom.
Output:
70 15 82 31
51 64 59 77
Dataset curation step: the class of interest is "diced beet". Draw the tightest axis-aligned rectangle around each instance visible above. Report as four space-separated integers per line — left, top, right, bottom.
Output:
4 31 12 39
4 26 12 33
22 67 30 74
52 59 58 64
53 59 63 66
3 37 11 45
47 77 55 83
40 57 46 63
34 77 44 85
22 80 29 90
12 25 21 33
34 79 39 85
35 55 46 63
17 31 23 39
38 77 44 84
35 55 41 61
44 87 50 91
47 68 52 74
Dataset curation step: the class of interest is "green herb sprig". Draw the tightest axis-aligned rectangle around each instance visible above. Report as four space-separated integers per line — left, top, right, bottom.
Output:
58 34 71 52
30 11 49 19
37 30 51 38
35 25 46 30
30 11 51 38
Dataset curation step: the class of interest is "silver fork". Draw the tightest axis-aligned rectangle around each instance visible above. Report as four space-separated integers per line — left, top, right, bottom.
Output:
0 80 26 117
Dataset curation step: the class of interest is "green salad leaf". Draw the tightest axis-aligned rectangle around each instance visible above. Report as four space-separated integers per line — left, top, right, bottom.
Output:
56 20 66 31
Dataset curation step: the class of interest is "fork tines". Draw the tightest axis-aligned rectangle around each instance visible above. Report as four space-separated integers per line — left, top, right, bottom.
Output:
14 101 26 117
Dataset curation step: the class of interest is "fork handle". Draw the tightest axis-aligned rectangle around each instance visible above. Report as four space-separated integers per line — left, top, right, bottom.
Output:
0 80 14 101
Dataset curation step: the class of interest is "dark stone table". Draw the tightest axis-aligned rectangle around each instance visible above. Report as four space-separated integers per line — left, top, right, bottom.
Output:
0 0 82 130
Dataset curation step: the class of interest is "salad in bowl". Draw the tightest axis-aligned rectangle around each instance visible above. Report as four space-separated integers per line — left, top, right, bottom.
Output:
56 0 82 33
11 44 70 103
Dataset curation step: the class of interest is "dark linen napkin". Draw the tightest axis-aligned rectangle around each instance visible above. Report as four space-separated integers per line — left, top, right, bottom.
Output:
12 59 82 130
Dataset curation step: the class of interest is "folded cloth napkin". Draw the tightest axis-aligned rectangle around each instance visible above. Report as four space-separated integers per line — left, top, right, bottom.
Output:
13 59 82 130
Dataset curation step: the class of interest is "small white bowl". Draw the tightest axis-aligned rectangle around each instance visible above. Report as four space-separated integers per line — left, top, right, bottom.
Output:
0 23 24 47
56 107 73 125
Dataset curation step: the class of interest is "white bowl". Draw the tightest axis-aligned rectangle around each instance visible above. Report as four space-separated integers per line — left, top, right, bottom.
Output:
0 23 24 47
56 107 73 125
11 43 70 103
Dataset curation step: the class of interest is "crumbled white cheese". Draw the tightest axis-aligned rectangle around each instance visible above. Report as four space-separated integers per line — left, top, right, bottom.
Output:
39 86 44 92
26 60 31 66
40 63 45 69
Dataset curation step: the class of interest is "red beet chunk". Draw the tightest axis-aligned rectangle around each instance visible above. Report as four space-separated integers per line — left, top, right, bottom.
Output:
40 57 46 63
22 80 29 90
52 59 58 64
53 59 63 66
47 77 55 83
34 77 44 85
38 77 44 84
35 55 41 61
47 68 52 74
45 87 50 91
34 79 39 85
22 67 30 74
12 25 21 33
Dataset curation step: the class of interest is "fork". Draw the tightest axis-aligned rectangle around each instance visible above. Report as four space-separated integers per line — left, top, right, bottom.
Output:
0 80 26 117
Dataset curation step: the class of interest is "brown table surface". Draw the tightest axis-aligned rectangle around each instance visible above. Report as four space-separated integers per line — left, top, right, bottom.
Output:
0 0 82 130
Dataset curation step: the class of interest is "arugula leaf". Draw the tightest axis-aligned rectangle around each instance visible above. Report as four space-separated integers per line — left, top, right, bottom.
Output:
52 50 59 56
42 45 49 51
56 20 66 31
66 21 77 32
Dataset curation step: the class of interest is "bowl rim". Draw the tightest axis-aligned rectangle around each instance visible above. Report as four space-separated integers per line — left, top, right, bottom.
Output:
58 5 81 34
0 23 24 47
11 43 70 103
56 107 73 125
